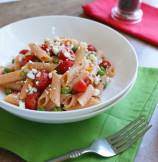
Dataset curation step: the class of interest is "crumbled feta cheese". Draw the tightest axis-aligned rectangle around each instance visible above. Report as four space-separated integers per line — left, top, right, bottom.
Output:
93 88 100 96
36 72 41 78
27 71 35 79
19 100 25 109
26 69 38 80
80 41 88 48
35 81 39 85
26 85 37 94
32 68 38 74
53 46 60 55
94 75 101 84
28 60 33 64
63 49 75 60
88 54 98 64
48 72 52 79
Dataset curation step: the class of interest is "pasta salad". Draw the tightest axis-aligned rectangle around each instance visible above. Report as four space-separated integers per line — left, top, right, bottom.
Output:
0 38 115 111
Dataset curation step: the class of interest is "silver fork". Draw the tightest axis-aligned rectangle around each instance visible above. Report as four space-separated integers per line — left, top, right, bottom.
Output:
45 116 151 162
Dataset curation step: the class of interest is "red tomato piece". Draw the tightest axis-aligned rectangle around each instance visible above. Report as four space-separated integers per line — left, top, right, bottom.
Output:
58 51 67 61
56 60 74 74
25 92 39 110
58 50 75 61
19 49 29 55
41 44 49 51
49 48 54 56
84 77 91 86
35 70 50 91
88 44 97 52
100 60 111 69
20 55 36 67
72 79 87 93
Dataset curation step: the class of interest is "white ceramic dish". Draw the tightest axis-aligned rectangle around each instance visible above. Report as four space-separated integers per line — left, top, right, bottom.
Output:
0 16 138 123
0 76 135 123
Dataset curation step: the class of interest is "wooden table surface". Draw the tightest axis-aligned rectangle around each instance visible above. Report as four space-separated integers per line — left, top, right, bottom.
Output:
0 0 158 162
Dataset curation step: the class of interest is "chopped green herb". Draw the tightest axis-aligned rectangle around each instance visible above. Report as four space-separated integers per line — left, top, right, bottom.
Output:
12 59 15 64
53 106 63 111
61 86 71 94
3 68 12 74
4 88 12 95
97 66 106 76
72 46 78 53
20 70 27 78
53 56 59 64
37 107 45 111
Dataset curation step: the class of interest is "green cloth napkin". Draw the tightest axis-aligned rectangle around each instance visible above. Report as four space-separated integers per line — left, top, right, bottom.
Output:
0 67 158 162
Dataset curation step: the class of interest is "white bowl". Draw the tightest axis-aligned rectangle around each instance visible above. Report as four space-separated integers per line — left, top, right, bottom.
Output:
0 16 138 123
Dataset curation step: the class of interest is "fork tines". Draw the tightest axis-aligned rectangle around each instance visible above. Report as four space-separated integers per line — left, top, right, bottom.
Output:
107 116 152 153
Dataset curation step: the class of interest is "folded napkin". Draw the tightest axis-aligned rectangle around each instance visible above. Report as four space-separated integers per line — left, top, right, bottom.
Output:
0 67 158 162
83 0 158 46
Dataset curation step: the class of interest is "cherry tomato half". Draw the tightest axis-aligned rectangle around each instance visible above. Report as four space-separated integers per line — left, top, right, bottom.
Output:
35 70 51 91
19 49 29 55
58 50 75 61
56 60 74 74
87 44 97 52
72 79 87 93
20 55 36 67
25 92 39 110
100 60 111 69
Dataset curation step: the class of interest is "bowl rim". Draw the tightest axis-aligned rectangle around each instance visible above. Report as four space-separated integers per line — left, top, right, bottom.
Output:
0 15 138 115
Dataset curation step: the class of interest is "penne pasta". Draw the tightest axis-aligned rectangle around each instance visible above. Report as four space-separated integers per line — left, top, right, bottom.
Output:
66 97 100 110
0 37 115 111
19 79 32 100
0 70 23 86
26 62 57 72
5 93 19 106
74 45 85 65
45 100 55 111
62 94 78 109
50 71 61 107
2 81 23 91
38 88 50 108
29 43 52 62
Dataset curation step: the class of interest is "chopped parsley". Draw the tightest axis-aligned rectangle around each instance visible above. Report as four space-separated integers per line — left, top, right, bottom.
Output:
4 88 12 95
3 68 12 74
61 86 71 94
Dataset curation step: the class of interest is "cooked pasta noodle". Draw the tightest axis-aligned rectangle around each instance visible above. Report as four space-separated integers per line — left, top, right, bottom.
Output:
5 93 19 105
0 70 23 85
0 37 115 111
50 71 61 107
29 43 52 62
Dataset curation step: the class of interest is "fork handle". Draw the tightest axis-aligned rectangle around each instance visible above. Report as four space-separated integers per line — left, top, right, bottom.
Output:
45 148 90 162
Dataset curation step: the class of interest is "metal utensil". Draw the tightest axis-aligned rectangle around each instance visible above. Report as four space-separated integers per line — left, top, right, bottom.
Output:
45 116 151 162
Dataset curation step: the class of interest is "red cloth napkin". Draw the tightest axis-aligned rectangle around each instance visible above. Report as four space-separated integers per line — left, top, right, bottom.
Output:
83 0 158 46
